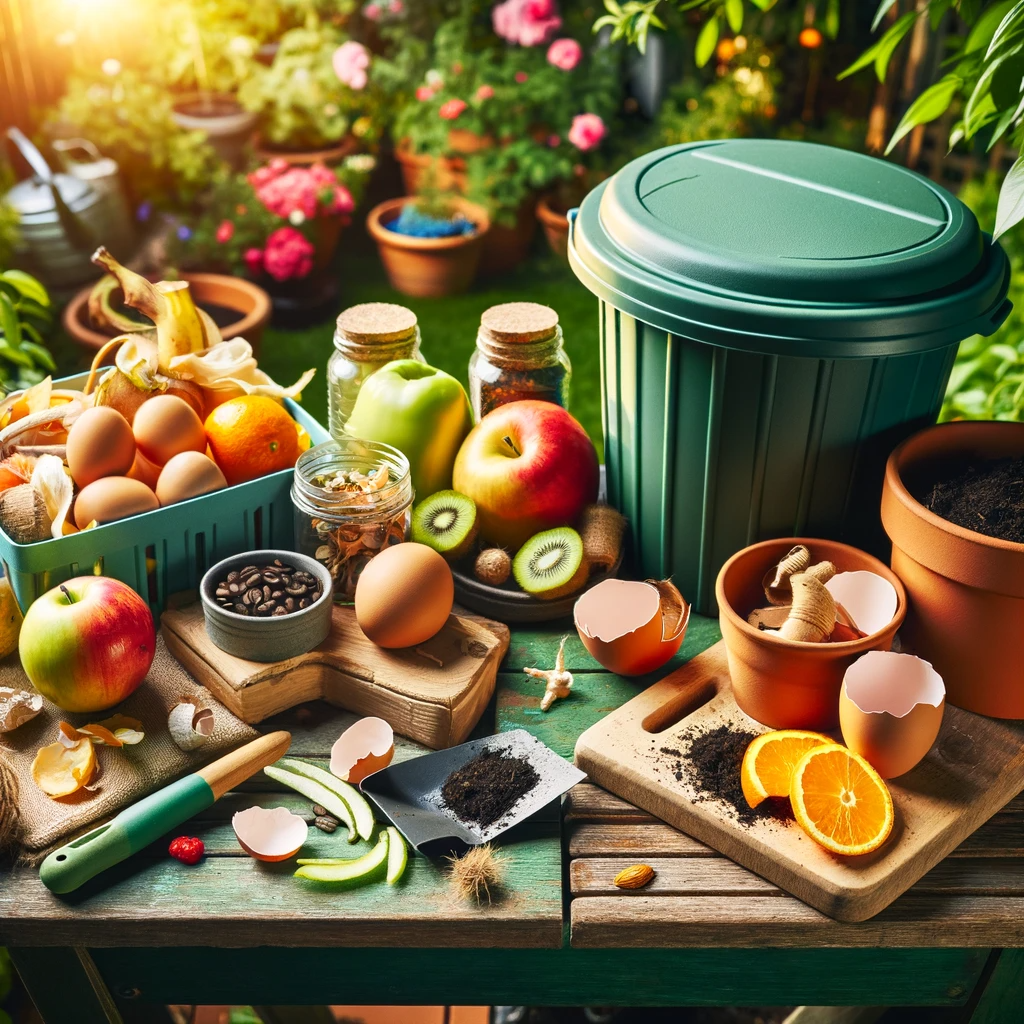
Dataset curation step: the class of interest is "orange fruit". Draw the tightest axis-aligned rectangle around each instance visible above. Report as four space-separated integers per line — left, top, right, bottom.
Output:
799 26 823 49
790 743 894 856
740 730 833 808
204 396 301 486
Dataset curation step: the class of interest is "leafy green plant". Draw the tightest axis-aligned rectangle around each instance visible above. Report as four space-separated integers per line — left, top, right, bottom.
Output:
0 166 18 270
0 269 56 394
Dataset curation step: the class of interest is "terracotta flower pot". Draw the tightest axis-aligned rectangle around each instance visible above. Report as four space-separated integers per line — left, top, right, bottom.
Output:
478 199 538 276
394 138 468 195
537 194 570 261
881 421 1024 719
63 272 272 354
716 537 907 730
366 196 489 298
170 94 257 169
251 133 359 168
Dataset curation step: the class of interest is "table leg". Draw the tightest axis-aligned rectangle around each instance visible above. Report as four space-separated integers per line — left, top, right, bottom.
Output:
964 949 1024 1024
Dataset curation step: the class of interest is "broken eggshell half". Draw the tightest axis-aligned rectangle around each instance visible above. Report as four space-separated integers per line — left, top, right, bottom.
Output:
232 805 309 862
840 650 945 779
825 571 899 638
574 578 689 676
168 702 214 752
330 716 395 784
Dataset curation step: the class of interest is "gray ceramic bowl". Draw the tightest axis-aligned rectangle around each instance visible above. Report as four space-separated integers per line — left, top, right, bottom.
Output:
200 549 333 662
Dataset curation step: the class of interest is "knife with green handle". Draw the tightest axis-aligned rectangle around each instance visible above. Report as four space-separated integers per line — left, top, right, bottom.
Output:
40 730 291 894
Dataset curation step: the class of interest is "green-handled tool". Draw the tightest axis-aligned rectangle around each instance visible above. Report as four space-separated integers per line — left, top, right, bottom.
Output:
40 731 291 894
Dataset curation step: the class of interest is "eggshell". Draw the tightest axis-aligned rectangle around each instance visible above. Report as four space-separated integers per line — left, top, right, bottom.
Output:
156 451 227 506
330 716 395 783
74 476 160 529
127 449 162 490
232 805 308 862
840 650 945 779
354 543 453 649
65 406 136 487
132 394 206 466
825 571 899 637
574 578 690 676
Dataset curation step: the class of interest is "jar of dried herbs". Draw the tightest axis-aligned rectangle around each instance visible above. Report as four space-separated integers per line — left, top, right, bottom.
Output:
328 302 424 437
292 439 413 602
468 302 571 420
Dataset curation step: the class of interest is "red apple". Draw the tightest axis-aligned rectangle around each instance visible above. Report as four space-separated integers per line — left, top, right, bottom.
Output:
20 576 156 713
453 400 599 550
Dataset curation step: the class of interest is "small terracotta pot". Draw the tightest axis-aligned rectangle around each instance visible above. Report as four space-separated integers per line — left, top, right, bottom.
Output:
716 538 907 730
537 194 570 261
251 133 358 167
479 199 538 276
366 196 489 298
394 138 468 195
63 273 271 353
881 421 1024 719
170 94 257 169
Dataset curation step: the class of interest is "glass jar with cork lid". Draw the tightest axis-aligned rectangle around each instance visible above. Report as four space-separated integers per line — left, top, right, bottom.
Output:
468 301 571 420
328 302 424 437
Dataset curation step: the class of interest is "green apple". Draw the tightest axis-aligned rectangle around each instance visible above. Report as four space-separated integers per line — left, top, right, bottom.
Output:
344 360 473 499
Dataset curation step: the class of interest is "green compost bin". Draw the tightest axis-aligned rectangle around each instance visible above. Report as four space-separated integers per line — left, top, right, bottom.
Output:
568 139 1012 614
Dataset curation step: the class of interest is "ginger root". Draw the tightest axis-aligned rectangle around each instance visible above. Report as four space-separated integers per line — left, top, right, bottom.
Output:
778 564 837 642
523 635 574 711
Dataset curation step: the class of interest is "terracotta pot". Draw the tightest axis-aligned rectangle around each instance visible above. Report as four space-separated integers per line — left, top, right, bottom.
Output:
170 94 257 169
394 139 468 195
366 196 489 298
478 199 538 276
716 537 907 730
881 421 1024 719
63 272 272 354
251 133 358 168
536 194 570 261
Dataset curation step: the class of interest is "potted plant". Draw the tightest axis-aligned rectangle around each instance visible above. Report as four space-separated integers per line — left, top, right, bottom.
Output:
366 183 489 298
0 267 57 392
240 20 379 166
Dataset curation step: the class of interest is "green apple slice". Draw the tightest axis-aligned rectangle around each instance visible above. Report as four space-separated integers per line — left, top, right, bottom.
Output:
263 765 357 842
294 832 389 884
385 826 408 885
278 757 376 841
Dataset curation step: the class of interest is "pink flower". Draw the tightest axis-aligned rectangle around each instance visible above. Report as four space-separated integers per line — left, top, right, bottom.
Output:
547 133 561 147
332 185 355 215
263 227 315 282
515 71 529 83
475 84 494 101
389 0 403 10
547 37 582 71
439 98 467 120
416 85 435 101
215 220 234 243
568 112 605 152
332 41 370 91
250 163 341 220
492 0 561 47
364 2 381 19
244 247 264 276
452 61 463 74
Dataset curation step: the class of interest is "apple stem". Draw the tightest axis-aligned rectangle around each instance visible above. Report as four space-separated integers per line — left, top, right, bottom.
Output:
59 584 76 605
502 435 522 458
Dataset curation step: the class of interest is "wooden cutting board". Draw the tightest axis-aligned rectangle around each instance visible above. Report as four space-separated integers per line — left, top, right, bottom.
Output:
161 601 509 750
574 639 1024 923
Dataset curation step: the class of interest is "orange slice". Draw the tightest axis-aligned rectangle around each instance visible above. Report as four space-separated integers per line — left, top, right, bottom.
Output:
790 743 894 856
740 730 834 808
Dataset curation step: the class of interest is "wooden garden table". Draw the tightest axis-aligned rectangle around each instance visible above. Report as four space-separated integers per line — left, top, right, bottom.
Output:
2 615 1022 1023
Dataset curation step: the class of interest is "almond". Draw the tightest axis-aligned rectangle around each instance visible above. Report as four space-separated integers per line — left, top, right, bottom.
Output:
613 863 655 890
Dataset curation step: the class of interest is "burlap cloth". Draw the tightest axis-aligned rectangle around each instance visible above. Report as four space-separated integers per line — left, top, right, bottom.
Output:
0 633 257 855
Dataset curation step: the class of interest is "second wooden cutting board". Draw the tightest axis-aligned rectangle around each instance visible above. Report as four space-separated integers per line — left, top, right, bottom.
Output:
574 639 1024 922
162 601 509 750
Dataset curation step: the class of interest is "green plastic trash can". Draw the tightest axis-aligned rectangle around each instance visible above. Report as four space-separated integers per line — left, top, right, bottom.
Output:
568 139 1012 614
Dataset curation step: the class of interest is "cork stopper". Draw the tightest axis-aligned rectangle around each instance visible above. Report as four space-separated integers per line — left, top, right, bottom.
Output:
336 302 418 344
480 302 559 344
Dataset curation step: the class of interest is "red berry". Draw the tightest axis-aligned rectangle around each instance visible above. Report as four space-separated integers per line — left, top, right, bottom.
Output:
169 836 204 865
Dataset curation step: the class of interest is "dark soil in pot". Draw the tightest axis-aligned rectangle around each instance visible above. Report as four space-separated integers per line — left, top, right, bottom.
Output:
923 456 1024 543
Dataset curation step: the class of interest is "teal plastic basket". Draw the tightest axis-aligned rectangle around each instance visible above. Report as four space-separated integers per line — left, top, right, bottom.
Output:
0 372 329 614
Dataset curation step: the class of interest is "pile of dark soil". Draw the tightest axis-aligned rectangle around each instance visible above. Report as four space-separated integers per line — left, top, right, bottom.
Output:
441 747 540 828
924 456 1024 543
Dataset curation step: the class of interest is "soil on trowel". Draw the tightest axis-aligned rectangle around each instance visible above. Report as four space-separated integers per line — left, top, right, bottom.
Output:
924 455 1024 543
441 747 540 829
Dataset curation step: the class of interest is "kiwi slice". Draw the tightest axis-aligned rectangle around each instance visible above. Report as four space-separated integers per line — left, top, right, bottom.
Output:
513 527 589 600
411 490 478 560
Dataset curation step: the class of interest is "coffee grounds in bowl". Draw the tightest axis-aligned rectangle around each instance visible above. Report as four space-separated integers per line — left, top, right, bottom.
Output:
924 456 1024 544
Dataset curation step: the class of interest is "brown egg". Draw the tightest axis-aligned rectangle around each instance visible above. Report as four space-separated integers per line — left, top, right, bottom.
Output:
132 394 206 466
65 407 136 487
74 476 160 529
354 543 453 648
839 650 945 779
156 451 227 506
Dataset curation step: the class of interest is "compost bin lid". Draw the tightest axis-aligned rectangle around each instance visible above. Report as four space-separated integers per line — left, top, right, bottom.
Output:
569 140 1012 357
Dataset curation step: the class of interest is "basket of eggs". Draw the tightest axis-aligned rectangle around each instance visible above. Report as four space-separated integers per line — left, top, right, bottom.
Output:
0 249 325 614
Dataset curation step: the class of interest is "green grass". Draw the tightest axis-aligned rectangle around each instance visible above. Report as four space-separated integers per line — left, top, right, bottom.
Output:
53 236 605 456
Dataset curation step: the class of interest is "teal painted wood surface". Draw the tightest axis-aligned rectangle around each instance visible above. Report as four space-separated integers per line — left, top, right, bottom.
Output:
966 949 1024 1023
